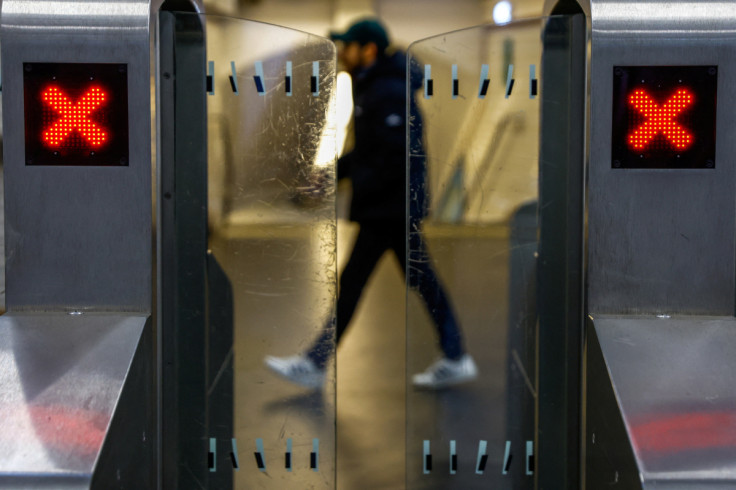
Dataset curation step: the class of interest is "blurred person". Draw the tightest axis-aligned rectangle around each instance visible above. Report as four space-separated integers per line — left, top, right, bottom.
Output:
265 18 476 390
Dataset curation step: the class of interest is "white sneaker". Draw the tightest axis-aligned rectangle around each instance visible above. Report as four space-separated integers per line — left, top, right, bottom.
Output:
412 354 478 389
264 354 325 389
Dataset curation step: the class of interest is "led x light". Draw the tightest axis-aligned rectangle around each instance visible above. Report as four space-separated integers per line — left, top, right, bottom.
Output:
628 88 695 151
42 86 108 147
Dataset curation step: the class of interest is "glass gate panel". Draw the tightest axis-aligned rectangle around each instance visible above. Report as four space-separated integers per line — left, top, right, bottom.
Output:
406 18 550 489
202 14 337 489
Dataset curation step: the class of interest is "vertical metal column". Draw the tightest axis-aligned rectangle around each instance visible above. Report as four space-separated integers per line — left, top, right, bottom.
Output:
537 7 586 489
158 5 234 489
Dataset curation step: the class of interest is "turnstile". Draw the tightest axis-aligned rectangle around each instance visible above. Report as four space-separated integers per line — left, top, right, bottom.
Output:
405 13 584 489
0 1 156 488
581 0 736 487
406 0 736 488
1 0 736 488
0 1 338 489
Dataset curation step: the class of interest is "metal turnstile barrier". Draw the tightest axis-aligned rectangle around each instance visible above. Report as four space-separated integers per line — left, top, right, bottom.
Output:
2 0 736 488
191 12 338 490
0 2 338 489
405 20 544 489
0 0 155 487
580 0 736 487
407 0 736 487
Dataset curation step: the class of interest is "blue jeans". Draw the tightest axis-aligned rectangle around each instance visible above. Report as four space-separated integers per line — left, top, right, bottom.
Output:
307 221 465 369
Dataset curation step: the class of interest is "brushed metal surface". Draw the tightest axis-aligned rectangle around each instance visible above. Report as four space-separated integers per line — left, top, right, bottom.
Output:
0 0 152 311
590 316 736 487
0 313 149 487
586 0 736 315
586 317 642 490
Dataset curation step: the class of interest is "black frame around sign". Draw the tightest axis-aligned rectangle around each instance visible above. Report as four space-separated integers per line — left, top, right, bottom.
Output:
23 62 129 166
611 65 717 169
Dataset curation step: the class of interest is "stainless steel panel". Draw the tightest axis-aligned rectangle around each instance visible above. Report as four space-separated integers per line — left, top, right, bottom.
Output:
585 316 644 490
0 313 151 488
586 0 736 315
0 0 152 311
589 316 736 487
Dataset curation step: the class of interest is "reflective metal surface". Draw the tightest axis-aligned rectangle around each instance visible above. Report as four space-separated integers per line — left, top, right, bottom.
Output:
586 0 736 315
588 316 736 488
0 0 152 311
581 1 736 488
0 313 152 488
1 1 150 32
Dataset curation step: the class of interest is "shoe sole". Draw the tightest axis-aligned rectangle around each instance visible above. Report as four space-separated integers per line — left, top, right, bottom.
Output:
412 372 478 390
264 358 324 389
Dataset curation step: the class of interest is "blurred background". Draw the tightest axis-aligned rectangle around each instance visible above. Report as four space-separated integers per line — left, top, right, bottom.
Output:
204 0 543 45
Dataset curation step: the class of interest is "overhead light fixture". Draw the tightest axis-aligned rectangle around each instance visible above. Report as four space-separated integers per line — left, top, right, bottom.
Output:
493 1 513 25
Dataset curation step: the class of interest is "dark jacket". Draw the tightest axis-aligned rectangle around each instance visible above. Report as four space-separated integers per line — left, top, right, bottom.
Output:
339 50 426 224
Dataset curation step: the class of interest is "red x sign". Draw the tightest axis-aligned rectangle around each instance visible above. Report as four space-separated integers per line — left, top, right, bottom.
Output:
42 86 108 147
628 88 695 151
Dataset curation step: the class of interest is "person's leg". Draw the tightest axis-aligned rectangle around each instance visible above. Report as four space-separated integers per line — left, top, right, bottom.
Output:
306 223 390 368
395 222 465 360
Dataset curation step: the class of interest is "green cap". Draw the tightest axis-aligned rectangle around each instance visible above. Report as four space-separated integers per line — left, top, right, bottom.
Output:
330 18 390 53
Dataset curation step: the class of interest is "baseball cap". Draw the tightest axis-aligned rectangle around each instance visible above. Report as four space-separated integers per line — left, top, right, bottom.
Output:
330 18 390 53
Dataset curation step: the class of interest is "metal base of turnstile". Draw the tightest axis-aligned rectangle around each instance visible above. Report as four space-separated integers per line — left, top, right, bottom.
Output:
586 316 736 489
0 314 153 489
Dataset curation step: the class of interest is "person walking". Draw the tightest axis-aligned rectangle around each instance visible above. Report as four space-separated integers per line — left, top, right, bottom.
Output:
265 18 477 390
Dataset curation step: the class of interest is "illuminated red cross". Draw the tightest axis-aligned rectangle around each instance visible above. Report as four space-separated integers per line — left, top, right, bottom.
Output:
628 88 695 151
42 86 108 147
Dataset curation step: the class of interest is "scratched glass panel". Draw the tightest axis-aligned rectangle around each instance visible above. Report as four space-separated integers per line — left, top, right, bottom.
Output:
406 18 548 489
205 15 337 489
